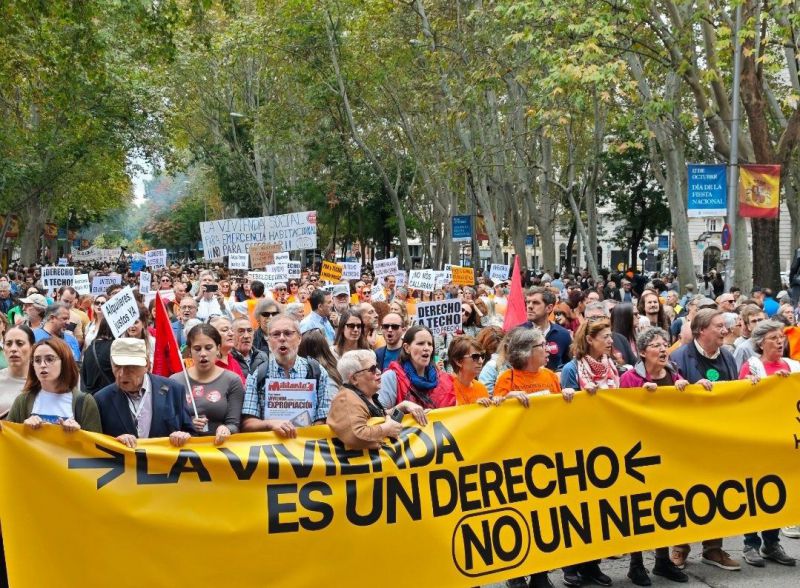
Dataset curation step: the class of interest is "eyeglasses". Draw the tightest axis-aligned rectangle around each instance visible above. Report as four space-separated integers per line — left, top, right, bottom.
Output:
260 311 279 317
269 329 298 339
531 343 545 349
345 323 362 330
354 364 380 375
161 278 172 283
646 342 669 350
382 323 402 330
33 355 60 366
466 353 485 362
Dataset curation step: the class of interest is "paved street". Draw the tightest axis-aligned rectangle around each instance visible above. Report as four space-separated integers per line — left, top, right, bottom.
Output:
484 535 800 587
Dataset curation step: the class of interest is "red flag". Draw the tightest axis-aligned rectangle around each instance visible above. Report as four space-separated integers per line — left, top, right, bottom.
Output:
739 164 780 219
152 292 184 377
503 256 527 331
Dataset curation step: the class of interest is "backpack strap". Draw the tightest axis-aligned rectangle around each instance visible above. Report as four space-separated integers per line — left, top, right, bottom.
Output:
74 391 87 422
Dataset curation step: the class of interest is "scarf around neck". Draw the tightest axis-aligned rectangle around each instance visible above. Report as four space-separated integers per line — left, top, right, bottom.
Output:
402 360 439 391
577 354 620 390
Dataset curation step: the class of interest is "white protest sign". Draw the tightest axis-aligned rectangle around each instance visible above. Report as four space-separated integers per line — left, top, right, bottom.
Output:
490 264 511 282
101 286 140 339
434 271 450 290
263 379 318 426
395 270 407 288
57 258 68 266
443 264 454 281
73 246 122 263
373 258 398 280
413 300 462 335
228 253 249 270
145 249 167 269
265 264 289 287
200 210 317 259
73 274 91 295
407 269 436 292
41 266 75 294
91 275 122 296
342 262 362 280
248 271 270 284
139 271 151 294
287 261 302 279
370 284 385 301
274 252 290 263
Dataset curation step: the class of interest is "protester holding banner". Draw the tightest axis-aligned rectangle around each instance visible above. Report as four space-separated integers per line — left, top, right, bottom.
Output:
669 309 742 572
172 324 244 445
95 338 194 448
327 349 426 450
378 325 454 410
523 288 571 371
79 318 116 394
8 338 101 432
493 328 568 403
0 325 34 418
331 309 369 359
241 313 331 437
448 336 491 406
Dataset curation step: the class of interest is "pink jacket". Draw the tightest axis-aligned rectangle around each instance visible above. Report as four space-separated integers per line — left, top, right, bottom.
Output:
619 361 684 388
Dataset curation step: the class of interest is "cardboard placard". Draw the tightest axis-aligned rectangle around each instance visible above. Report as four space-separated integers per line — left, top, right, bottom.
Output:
101 286 140 339
200 211 317 260
451 265 475 286
320 261 344 283
489 264 511 282
228 253 249 270
373 258 398 280
72 274 91 296
342 262 362 280
145 249 167 270
408 269 436 292
91 275 122 296
413 300 462 335
139 271 151 295
274 252 290 263
250 243 283 269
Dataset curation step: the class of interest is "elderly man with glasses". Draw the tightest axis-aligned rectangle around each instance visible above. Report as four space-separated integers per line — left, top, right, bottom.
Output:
241 313 330 438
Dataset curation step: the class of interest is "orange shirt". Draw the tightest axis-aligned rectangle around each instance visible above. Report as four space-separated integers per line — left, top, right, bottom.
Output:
786 326 800 361
453 378 489 405
494 368 561 397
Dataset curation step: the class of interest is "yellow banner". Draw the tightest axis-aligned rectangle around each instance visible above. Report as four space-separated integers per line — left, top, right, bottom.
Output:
2 375 800 587
320 260 343 282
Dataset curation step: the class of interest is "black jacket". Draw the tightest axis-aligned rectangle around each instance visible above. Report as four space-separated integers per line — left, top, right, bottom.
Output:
80 338 115 394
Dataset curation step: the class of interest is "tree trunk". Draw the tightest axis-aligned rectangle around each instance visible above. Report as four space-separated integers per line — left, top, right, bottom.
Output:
20 195 45 265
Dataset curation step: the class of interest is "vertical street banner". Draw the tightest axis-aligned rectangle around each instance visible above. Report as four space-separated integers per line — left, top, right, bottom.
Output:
452 215 473 243
739 164 781 219
3 376 800 588
687 164 727 217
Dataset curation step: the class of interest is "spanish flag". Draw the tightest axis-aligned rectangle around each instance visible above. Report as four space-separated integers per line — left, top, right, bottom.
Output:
739 164 780 218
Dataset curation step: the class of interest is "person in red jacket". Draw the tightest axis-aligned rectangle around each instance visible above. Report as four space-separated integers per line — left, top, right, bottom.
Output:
378 325 455 409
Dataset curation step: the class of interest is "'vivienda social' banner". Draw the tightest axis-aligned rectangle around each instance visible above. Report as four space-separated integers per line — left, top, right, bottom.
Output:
2 375 800 587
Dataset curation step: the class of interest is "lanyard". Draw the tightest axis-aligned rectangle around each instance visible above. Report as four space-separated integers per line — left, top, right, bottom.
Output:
127 389 149 424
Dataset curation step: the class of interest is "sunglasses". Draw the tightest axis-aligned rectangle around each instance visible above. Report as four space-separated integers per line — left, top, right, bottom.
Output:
466 353 485 362
345 323 362 330
382 323 402 330
260 311 279 317
354 364 380 375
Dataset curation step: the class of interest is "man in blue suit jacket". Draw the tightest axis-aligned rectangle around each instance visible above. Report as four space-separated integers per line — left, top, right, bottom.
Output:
95 338 194 448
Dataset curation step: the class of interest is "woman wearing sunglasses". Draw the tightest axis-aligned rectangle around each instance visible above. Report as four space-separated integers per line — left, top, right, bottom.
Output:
327 349 428 450
252 299 282 354
331 308 369 359
448 336 491 406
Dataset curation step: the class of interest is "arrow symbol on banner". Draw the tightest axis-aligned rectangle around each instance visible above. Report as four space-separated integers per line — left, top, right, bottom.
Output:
624 441 661 483
68 444 125 489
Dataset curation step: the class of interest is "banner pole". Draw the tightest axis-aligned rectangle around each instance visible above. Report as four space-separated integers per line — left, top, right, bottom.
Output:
725 3 743 292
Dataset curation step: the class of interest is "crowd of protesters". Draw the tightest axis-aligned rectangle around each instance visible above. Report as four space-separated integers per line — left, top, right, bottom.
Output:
1 259 800 588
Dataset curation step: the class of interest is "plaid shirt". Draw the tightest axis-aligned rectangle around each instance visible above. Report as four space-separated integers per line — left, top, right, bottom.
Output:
242 355 331 422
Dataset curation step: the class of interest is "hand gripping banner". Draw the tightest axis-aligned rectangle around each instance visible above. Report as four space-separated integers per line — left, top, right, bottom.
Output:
2 375 800 587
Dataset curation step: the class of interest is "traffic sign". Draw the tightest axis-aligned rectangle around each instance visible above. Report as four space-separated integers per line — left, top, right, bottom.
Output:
721 223 731 250
720 250 731 261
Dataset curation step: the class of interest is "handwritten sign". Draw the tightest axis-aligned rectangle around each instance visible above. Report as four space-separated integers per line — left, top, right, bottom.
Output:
249 243 283 269
274 252 290 263
73 274 90 296
228 253 249 270
91 275 122 296
450 265 475 286
342 262 362 280
408 269 436 292
41 266 74 294
286 261 302 279
101 286 140 339
139 271 151 295
145 249 167 270
320 261 344 283
373 258 398 280
200 211 317 259
489 264 510 282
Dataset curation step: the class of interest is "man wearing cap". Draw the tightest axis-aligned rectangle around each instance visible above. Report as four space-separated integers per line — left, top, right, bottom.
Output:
19 293 47 329
300 289 335 344
94 338 193 448
34 302 81 361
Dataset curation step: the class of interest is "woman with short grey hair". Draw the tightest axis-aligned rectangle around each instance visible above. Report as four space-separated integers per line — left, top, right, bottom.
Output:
252 299 282 354
327 349 427 450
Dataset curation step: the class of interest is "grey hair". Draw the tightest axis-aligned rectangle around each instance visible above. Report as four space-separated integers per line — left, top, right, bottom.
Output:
255 298 282 316
285 302 304 317
338 349 377 383
635 327 670 353
506 327 545 370
44 302 70 321
721 312 739 329
584 302 608 317
750 319 786 354
267 313 301 334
